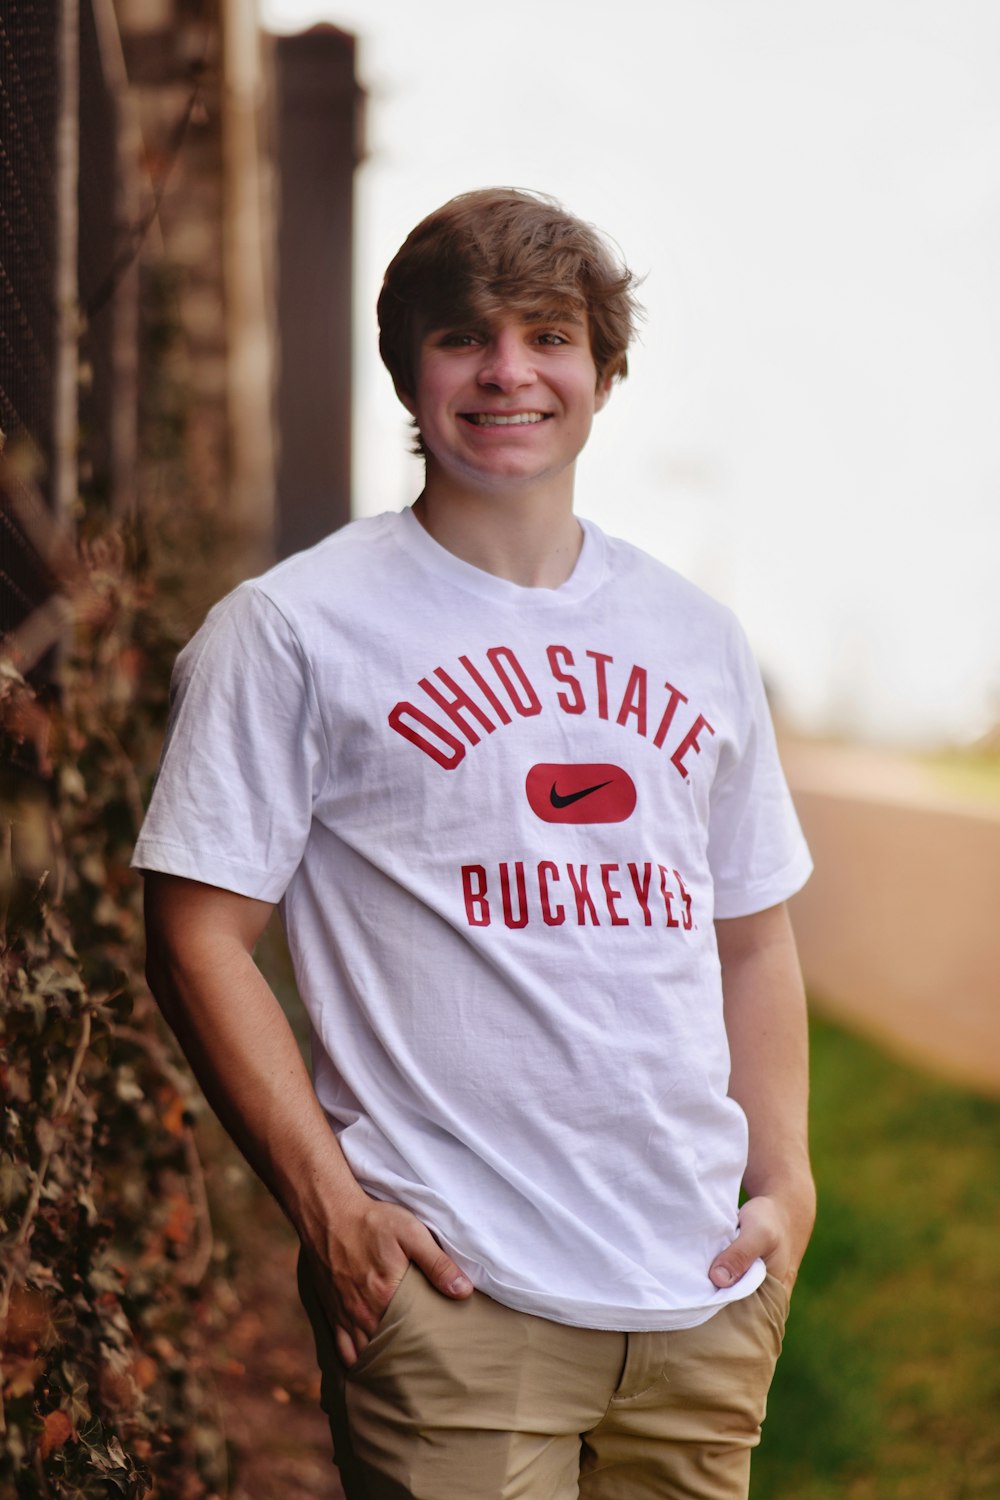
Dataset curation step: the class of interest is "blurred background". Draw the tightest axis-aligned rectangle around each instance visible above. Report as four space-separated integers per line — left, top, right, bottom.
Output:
0 1 997 1496
269 0 1000 753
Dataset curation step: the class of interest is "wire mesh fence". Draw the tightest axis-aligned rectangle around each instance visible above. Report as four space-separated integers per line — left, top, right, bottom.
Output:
1 0 131 664
0 1 61 655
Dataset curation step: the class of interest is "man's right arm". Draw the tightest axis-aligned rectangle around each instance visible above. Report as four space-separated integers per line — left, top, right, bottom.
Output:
143 873 473 1363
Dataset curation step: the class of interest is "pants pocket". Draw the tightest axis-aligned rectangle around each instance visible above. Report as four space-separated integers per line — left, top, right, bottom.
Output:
758 1272 791 1335
347 1263 417 1378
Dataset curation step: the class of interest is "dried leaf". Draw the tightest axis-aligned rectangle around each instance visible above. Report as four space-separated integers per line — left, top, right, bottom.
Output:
38 1406 74 1459
2 1355 43 1398
3 1284 51 1352
162 1191 195 1247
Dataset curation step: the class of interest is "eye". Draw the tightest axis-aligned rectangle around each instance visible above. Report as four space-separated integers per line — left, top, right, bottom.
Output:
535 330 570 347
437 331 481 349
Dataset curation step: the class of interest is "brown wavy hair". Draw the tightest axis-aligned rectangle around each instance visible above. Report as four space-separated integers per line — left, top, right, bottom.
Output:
377 188 643 403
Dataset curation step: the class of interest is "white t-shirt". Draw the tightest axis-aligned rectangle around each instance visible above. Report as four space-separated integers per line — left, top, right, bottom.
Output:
134 509 812 1331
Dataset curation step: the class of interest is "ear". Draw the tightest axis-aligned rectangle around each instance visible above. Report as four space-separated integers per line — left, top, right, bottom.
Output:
395 381 417 417
594 373 614 413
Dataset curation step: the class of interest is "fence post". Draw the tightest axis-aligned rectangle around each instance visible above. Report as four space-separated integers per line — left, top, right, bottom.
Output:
222 0 276 563
54 0 81 525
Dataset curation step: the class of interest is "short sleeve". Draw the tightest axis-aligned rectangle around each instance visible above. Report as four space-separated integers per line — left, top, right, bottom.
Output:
707 619 812 919
132 584 327 902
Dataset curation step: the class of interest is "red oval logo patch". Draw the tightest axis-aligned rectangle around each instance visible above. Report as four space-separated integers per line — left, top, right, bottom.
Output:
525 763 637 824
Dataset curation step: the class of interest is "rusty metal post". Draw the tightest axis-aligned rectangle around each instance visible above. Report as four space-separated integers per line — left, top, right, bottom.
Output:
221 0 276 563
273 26 362 559
54 0 81 525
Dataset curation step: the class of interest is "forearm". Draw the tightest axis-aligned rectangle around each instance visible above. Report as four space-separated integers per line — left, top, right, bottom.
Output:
143 873 473 1354
144 878 366 1246
716 902 816 1283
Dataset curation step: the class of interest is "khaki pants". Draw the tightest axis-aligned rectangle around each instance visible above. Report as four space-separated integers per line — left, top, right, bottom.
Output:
298 1253 788 1500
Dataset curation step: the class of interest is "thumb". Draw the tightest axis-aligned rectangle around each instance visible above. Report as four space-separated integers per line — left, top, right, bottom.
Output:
709 1225 765 1290
406 1225 474 1300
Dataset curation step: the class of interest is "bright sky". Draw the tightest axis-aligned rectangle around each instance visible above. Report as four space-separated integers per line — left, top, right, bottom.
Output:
261 0 1000 747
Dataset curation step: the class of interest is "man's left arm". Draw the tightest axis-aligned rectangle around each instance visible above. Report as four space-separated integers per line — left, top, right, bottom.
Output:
709 901 817 1295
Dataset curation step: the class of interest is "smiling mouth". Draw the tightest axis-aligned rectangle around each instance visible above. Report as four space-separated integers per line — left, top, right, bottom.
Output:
461 412 550 427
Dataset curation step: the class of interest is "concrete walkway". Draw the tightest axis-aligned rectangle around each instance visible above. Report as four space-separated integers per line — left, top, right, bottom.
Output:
780 738 1000 1098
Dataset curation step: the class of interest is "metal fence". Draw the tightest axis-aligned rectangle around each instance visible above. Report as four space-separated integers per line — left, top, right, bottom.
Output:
0 0 129 665
0 1 61 655
0 2 59 481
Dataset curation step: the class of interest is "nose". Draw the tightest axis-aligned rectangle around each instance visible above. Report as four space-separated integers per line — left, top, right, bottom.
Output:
477 328 534 392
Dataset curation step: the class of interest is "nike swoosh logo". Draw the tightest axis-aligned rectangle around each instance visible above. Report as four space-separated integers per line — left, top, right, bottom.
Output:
549 779 613 809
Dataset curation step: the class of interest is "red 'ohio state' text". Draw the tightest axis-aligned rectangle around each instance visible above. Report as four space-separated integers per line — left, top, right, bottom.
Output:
388 643 716 779
461 860 695 930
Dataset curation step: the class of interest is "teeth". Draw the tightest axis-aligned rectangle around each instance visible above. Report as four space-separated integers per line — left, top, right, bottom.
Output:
467 412 546 426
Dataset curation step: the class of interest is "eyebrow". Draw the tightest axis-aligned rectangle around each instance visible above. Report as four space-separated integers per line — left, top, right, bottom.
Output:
422 308 585 341
520 309 584 328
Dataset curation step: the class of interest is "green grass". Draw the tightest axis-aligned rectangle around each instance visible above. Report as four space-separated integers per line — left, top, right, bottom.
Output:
752 1014 1000 1498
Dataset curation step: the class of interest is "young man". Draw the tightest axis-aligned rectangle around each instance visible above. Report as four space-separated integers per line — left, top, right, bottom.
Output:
136 188 815 1500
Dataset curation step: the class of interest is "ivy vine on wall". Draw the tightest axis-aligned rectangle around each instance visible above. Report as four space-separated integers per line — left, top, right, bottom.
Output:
1 503 233 1497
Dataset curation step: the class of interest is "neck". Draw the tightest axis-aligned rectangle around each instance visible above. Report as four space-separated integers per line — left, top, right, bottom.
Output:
413 470 583 589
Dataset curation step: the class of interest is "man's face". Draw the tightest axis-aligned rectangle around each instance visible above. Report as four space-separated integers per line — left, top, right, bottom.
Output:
400 309 612 499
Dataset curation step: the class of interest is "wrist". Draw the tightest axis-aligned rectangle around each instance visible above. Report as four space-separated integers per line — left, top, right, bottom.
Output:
276 1137 370 1250
741 1177 816 1279
743 1161 816 1217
